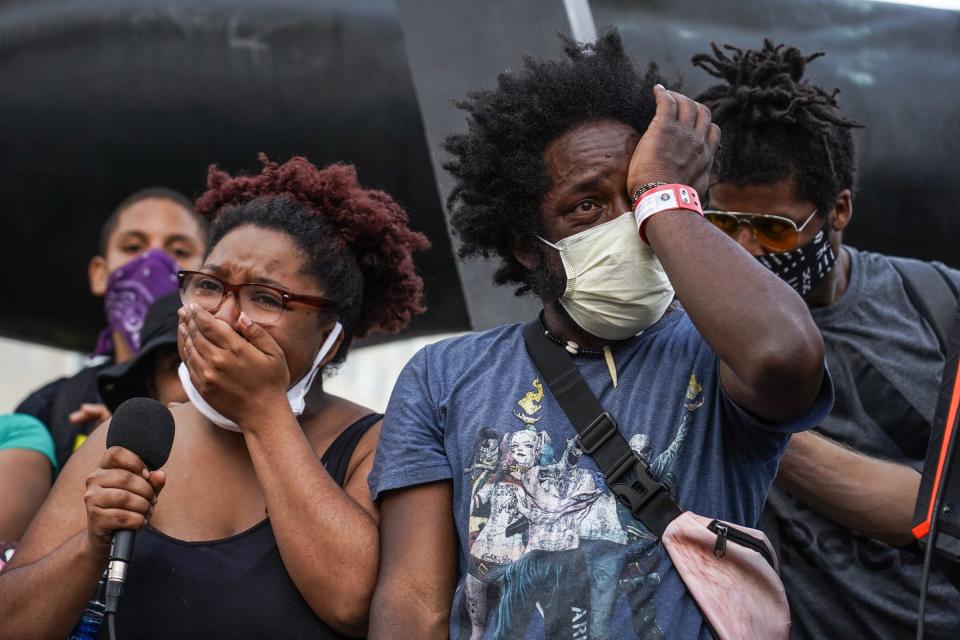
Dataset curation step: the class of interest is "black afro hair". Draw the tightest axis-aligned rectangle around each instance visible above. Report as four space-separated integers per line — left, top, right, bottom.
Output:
444 28 664 295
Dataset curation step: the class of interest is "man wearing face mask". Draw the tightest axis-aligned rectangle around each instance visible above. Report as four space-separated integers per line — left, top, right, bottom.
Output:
694 41 960 638
369 31 833 640
16 188 207 470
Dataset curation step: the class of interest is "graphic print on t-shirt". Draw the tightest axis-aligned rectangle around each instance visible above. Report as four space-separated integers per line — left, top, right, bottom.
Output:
459 375 700 640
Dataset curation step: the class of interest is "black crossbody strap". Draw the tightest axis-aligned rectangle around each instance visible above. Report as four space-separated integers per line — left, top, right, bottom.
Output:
890 257 959 356
522 321 682 538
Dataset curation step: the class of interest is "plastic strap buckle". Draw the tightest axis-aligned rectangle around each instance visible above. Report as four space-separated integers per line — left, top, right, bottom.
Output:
609 454 672 520
576 412 619 454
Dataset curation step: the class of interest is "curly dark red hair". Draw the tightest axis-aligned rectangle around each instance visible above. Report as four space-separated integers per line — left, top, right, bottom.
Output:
195 154 428 344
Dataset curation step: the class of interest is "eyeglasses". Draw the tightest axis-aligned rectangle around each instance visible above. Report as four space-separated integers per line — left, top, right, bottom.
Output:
703 208 819 252
177 271 337 326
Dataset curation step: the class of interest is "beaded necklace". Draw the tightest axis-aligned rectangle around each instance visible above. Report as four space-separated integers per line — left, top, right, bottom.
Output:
537 313 622 387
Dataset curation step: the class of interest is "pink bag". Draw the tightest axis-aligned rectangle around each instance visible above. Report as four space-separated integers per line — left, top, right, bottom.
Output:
662 512 790 640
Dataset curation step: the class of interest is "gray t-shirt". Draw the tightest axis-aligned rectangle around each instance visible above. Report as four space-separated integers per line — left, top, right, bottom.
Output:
760 246 960 639
372 309 832 640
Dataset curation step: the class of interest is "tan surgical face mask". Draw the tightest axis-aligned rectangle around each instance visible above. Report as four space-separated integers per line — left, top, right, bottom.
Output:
539 212 674 340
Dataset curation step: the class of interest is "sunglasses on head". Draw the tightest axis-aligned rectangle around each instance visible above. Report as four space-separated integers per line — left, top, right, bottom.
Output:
703 208 819 252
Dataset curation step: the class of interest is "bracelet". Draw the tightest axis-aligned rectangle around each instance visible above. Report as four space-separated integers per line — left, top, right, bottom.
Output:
634 184 703 245
630 182 667 210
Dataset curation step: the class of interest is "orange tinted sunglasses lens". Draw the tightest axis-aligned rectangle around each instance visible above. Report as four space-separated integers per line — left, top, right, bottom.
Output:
751 217 799 252
704 212 740 234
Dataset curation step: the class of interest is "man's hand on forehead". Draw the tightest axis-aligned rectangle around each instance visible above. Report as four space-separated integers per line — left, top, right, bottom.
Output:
627 85 721 198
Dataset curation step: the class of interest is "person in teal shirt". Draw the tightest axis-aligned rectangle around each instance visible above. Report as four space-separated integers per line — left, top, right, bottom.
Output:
0 413 56 543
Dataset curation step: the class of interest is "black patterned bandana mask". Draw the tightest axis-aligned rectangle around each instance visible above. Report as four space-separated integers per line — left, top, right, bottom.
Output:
756 225 836 297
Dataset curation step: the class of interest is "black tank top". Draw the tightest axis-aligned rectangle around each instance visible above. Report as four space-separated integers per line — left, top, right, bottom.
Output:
108 413 382 640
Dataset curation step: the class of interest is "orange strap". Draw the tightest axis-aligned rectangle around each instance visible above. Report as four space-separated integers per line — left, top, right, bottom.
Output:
913 356 960 539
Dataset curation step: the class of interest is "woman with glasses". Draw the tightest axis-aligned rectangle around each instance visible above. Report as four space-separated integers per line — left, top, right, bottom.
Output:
0 156 428 639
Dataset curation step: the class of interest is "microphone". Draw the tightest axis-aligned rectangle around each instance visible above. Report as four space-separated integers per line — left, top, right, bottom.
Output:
103 398 175 617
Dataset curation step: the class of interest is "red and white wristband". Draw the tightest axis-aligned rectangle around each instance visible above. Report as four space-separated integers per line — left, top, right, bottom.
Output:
634 184 703 245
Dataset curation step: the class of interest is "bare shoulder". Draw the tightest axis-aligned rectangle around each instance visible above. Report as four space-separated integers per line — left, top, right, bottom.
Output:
304 394 384 517
326 395 382 480
351 415 381 461
304 395 380 454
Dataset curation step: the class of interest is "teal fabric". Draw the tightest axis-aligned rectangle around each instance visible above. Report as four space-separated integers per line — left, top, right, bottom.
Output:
0 413 57 470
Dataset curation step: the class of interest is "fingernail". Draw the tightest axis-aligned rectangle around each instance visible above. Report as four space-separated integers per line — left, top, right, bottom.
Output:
239 312 252 327
655 83 664 90
190 303 197 313
152 496 158 505
142 469 150 479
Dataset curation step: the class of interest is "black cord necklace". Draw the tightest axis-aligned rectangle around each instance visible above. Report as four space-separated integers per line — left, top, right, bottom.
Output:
537 312 622 357
538 312 623 387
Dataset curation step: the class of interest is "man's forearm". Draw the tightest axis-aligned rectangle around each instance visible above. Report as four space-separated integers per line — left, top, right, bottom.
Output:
776 431 920 546
369 579 450 640
370 482 458 640
645 211 824 420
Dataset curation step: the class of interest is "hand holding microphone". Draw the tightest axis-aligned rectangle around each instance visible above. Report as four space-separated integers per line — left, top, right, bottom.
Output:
82 398 175 629
83 447 164 551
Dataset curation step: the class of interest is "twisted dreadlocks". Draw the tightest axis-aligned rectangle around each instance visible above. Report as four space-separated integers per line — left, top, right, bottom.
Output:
693 40 864 212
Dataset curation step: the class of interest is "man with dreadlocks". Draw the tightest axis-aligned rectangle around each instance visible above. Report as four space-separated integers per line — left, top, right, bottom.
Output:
369 30 833 640
694 40 960 639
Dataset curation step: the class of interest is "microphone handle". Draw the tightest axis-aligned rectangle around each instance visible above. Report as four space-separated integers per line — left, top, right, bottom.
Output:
105 529 137 614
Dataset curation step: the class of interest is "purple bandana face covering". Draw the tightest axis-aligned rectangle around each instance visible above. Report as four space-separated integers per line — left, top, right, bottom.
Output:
95 249 180 356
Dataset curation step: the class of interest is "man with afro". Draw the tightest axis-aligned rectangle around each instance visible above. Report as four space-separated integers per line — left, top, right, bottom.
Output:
694 40 960 638
369 30 833 639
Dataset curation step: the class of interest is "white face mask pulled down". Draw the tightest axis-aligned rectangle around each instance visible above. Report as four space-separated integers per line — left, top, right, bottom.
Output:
539 212 675 341
177 322 343 432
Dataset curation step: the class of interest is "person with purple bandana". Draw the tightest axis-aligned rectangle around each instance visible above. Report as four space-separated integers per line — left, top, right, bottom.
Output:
15 187 207 470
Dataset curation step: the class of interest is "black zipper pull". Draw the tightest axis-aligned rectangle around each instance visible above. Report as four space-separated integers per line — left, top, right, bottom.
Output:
713 522 728 558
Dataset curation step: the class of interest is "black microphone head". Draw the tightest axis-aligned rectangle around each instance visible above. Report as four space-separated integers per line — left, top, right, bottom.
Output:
106 397 175 470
